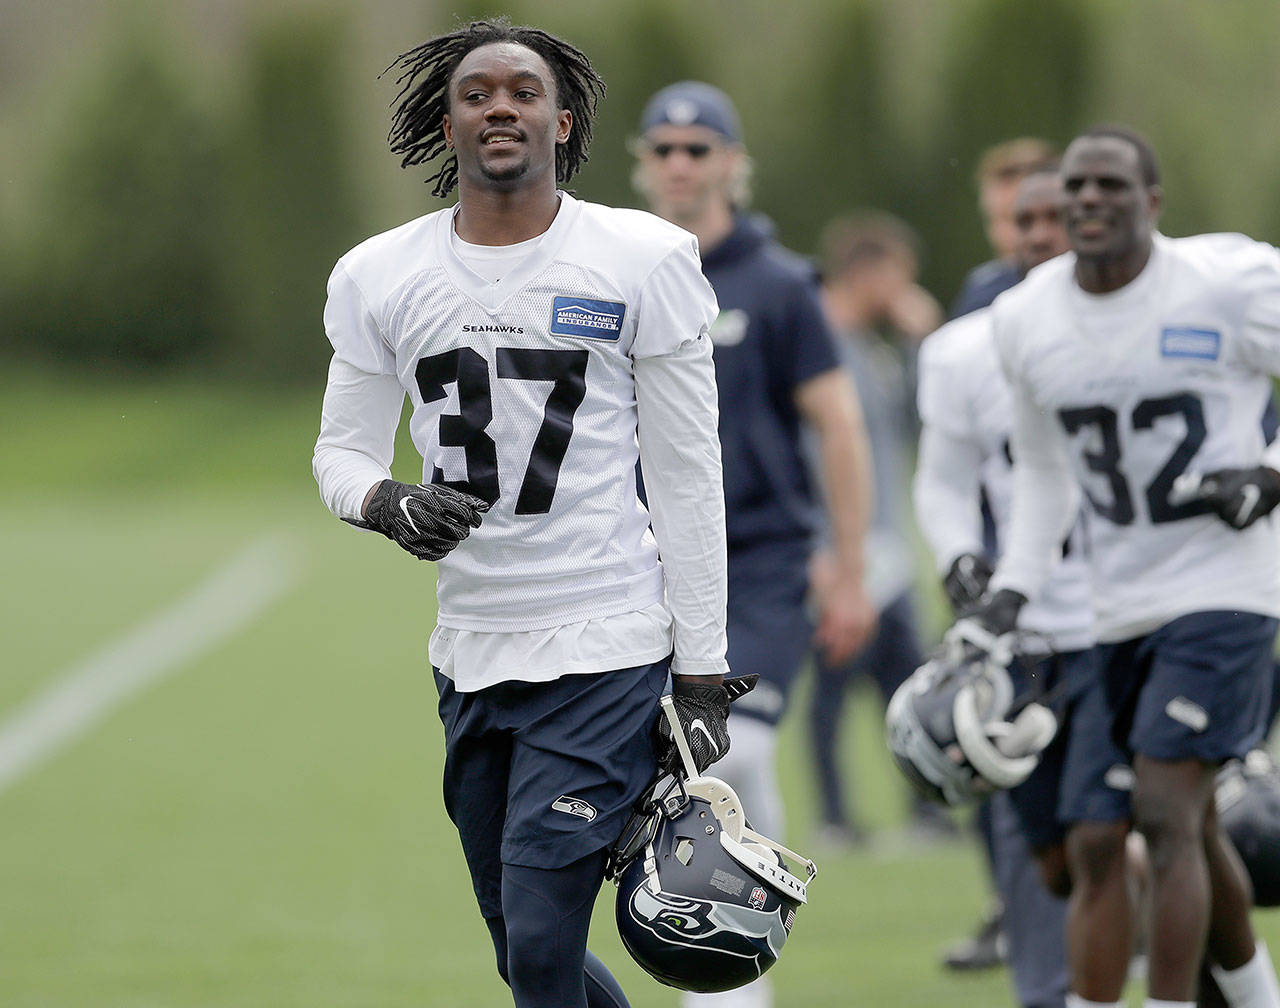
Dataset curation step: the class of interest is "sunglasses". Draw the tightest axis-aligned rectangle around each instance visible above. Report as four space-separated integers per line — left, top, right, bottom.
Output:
649 141 714 160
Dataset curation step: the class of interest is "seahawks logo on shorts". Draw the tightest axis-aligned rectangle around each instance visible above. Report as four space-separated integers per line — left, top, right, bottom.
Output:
1165 696 1209 733
552 795 598 821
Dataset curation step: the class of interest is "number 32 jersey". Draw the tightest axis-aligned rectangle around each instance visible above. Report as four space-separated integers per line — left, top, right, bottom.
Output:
992 233 1280 642
316 193 721 634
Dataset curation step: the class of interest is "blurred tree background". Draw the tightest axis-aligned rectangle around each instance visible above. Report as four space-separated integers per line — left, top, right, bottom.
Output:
2 0 1279 385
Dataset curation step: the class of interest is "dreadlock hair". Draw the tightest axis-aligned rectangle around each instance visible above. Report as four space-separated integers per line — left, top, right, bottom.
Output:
382 18 606 198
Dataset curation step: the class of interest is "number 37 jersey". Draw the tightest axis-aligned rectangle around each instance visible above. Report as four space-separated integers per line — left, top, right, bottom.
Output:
993 233 1280 641
318 193 720 632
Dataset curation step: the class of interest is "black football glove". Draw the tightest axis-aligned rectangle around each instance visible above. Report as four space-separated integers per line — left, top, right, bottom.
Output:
950 587 1028 667
1196 467 1280 530
943 552 994 615
656 674 759 776
345 480 490 560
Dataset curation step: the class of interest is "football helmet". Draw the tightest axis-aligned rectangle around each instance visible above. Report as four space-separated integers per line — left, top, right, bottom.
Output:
607 698 816 993
1217 748 1280 907
886 622 1058 806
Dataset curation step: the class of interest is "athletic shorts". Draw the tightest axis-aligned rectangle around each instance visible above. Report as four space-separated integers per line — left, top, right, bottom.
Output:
725 540 812 727
1097 610 1278 764
434 658 667 919
1006 648 1131 849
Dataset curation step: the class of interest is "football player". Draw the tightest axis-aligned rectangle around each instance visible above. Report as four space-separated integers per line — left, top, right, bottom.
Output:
973 125 1280 1008
950 137 1059 320
312 20 735 1008
632 81 876 1008
917 166 1131 1008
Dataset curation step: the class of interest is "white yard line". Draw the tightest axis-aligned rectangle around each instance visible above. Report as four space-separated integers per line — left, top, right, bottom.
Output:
0 536 300 795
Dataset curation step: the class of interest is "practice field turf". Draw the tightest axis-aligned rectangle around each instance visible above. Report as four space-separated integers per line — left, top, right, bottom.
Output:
2 370 1275 1006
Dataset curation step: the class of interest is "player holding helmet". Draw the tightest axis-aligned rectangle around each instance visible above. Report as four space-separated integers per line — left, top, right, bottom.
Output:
313 19 742 1008
970 125 1280 1008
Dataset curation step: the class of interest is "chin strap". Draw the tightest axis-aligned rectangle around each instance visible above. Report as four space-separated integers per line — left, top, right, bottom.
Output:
659 694 700 779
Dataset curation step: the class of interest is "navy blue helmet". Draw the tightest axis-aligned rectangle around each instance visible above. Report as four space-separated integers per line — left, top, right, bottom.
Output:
886 623 1058 806
609 773 815 992
1217 749 1280 907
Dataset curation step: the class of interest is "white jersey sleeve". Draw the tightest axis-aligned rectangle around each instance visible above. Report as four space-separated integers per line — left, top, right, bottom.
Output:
635 334 729 678
631 237 719 359
1230 240 1280 470
915 325 986 571
991 376 1082 601
313 357 403 521
988 291 1082 602
312 262 404 521
322 261 396 375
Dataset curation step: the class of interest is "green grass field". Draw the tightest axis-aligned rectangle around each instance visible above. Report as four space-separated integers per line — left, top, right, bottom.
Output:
2 369 1274 1007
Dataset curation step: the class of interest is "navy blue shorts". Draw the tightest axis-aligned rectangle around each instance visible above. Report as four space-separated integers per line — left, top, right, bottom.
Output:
1097 610 1278 764
725 541 812 726
434 659 667 919
1006 648 1131 849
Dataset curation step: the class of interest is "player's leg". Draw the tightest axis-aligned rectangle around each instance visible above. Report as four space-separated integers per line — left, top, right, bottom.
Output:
991 790 1068 1008
942 798 1007 972
1204 795 1257 972
1064 819 1132 1002
1203 758 1280 1007
1000 653 1100 1008
1132 753 1217 1000
485 910 629 1008
497 659 668 1008
1127 612 1278 1004
434 671 517 985
501 850 627 1008
1055 645 1135 1005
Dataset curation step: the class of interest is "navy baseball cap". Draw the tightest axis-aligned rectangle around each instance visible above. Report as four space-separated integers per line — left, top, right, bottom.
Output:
639 81 742 143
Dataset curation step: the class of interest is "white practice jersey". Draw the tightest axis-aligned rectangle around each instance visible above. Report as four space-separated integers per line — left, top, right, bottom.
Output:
915 307 1094 652
992 233 1280 642
314 192 723 639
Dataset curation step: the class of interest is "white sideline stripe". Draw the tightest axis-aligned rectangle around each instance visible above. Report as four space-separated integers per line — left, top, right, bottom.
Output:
0 536 299 795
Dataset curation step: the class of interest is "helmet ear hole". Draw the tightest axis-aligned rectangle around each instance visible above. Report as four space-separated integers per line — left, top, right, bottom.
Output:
674 838 695 866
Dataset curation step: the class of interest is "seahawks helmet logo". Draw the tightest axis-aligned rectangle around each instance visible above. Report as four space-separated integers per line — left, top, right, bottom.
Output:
627 885 789 957
629 888 719 940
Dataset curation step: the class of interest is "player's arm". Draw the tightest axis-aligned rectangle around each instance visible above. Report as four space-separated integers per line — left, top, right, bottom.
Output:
635 332 728 684
913 331 991 613
313 263 487 559
632 239 736 774
913 422 990 611
1188 240 1280 529
636 334 740 773
795 367 877 664
313 354 403 521
985 379 1080 617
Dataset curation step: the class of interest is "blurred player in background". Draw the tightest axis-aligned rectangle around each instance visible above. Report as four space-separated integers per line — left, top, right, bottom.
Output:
809 212 949 846
971 124 1280 1008
918 166 1132 1008
313 20 737 1008
633 80 876 1008
950 137 1059 319
942 135 1061 974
